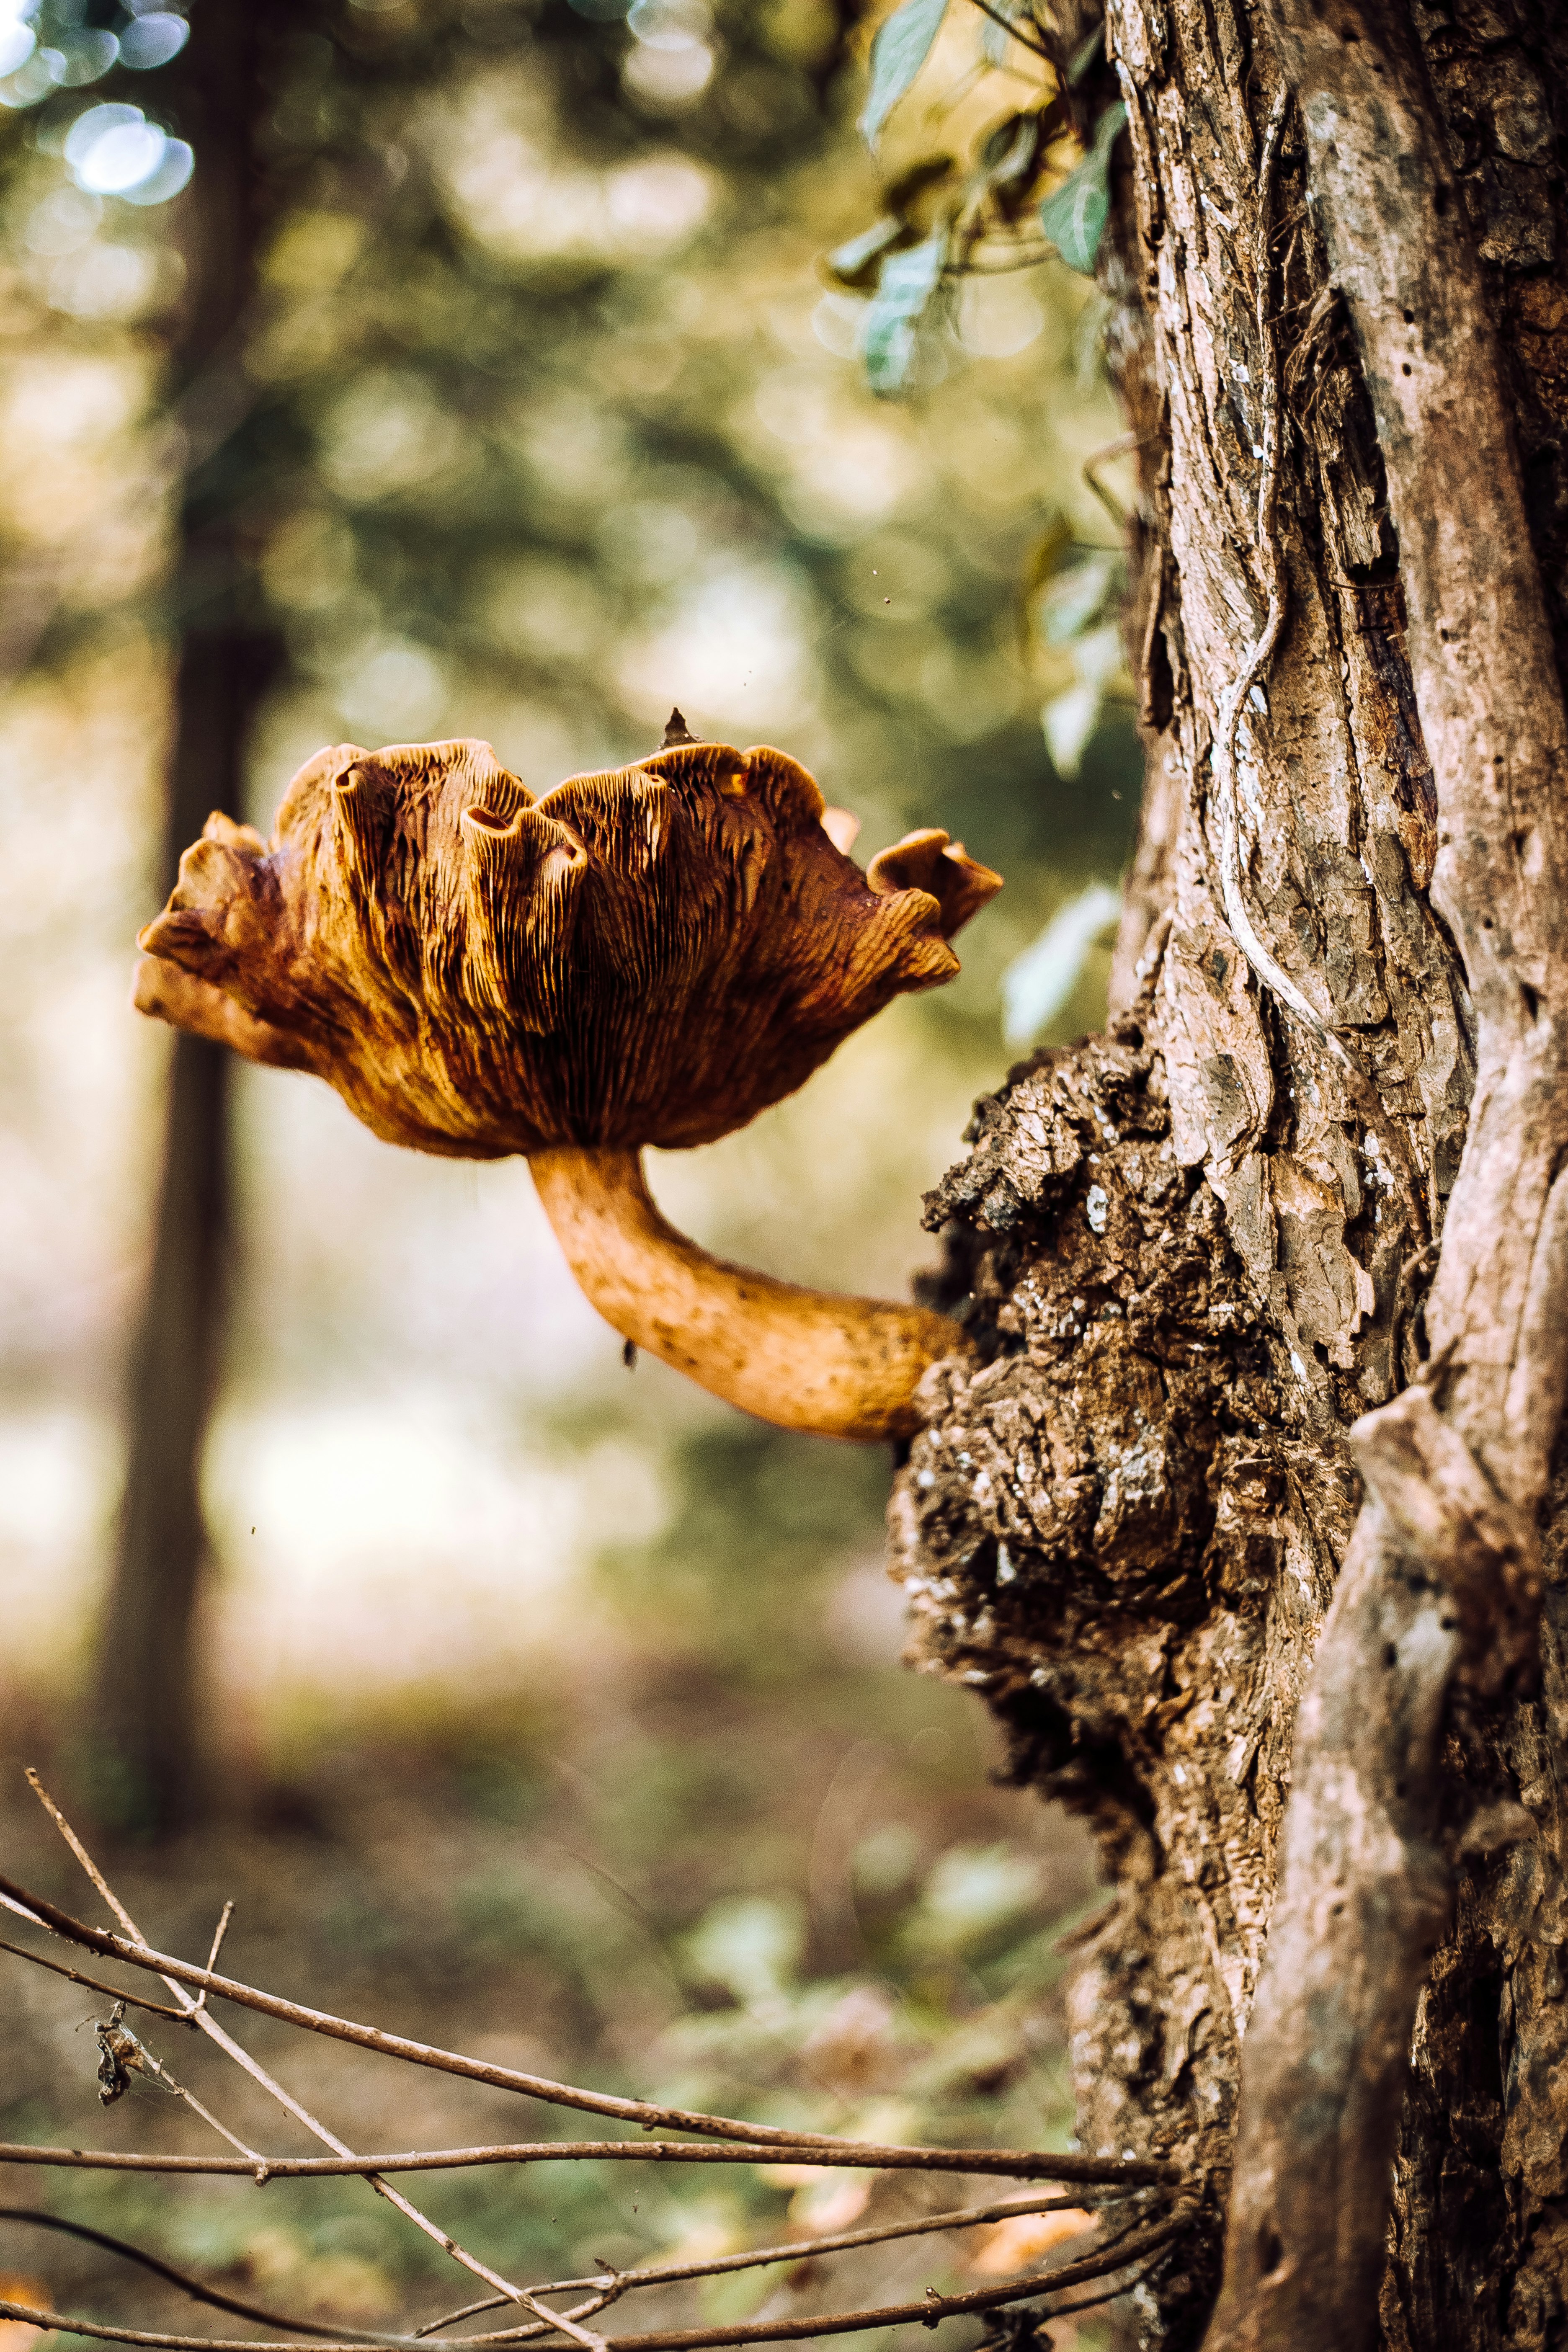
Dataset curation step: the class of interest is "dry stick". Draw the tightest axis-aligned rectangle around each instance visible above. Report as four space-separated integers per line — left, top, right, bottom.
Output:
0 2206 1195 2352
191 1900 235 2014
0 1933 195 2024
96 2006 263 2165
469 2213 1156 2352
0 2207 403 2349
961 0 1051 61
1082 431 1146 533
0 1872 1171 2188
975 2251 1170 2334
1202 7 1568 2346
415 2190 1140 2332
22 1778 602 2352
0 2137 1145 2182
3 1818 1179 2352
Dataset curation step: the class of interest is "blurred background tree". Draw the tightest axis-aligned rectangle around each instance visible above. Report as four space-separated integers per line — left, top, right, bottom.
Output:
0 0 1144 2334
93 3 306 1836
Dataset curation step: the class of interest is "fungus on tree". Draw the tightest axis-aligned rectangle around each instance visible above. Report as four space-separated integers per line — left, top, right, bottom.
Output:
133 720 1001 1442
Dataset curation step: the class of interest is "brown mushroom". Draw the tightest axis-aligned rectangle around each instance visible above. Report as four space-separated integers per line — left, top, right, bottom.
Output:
134 721 1001 1441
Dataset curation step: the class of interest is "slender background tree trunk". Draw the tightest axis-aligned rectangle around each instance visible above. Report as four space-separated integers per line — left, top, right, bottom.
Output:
91 3 284 1835
894 2 1568 2344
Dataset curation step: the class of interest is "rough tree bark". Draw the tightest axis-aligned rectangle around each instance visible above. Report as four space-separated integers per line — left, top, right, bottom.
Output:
891 2 1568 2344
91 3 285 1835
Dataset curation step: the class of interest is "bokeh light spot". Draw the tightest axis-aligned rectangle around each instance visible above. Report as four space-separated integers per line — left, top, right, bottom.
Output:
24 186 103 258
623 39 714 103
65 103 171 193
605 155 711 247
118 12 190 70
628 0 712 46
54 27 118 85
119 138 194 206
0 16 34 75
957 276 1046 359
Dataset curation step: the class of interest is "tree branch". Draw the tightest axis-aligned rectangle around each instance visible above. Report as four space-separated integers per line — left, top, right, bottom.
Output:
0 2205 1197 2352
0 1870 1173 2186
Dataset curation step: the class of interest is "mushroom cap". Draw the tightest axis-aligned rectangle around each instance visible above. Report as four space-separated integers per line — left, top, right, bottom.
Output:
134 735 1001 1159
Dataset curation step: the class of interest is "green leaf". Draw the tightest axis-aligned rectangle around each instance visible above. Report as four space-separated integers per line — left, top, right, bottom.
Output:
1001 881 1124 1048
1068 22 1102 82
1039 547 1119 644
859 227 948 396
977 8 1013 67
976 108 1040 194
1038 98 1126 274
824 213 907 289
1042 679 1104 778
859 0 951 154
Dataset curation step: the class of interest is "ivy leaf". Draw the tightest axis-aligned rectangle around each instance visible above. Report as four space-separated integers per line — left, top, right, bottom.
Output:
859 0 951 155
859 228 948 397
1038 98 1126 275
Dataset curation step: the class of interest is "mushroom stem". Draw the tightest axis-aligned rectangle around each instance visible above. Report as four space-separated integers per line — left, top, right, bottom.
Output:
529 1148 972 1443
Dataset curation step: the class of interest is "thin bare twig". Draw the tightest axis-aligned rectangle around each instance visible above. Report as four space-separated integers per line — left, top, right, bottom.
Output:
0 2206 1196 2352
0 2208 399 2348
192 1900 235 2014
0 1934 195 2024
94 2001 262 2164
0 1869 1173 2187
1082 432 1146 532
975 2249 1172 2334
961 0 1051 62
415 2188 1140 2332
22 1776 584 2342
467 2213 1154 2349
0 2135 1135 2182
2 1769 1194 2352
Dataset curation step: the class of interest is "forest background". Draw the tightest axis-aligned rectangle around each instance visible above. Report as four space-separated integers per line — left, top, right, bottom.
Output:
0 0 1144 2346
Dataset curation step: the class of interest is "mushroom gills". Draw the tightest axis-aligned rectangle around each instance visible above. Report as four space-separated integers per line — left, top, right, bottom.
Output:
529 1148 972 1444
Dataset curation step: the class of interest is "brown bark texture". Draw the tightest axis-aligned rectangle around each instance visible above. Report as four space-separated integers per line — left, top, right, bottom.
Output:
889 1 1568 2344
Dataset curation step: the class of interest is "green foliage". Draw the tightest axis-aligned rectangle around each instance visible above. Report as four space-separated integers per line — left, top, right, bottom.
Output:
859 226 949 395
1038 99 1125 274
858 0 951 155
826 8 1128 400
824 209 911 288
1027 536 1130 780
655 1838 1084 2158
683 1890 808 2002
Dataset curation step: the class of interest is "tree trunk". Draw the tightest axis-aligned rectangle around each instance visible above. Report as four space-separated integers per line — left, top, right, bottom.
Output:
891 3 1568 2344
91 3 284 1835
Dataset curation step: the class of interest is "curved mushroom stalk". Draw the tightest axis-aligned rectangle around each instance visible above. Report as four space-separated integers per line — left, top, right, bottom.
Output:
530 1148 971 1443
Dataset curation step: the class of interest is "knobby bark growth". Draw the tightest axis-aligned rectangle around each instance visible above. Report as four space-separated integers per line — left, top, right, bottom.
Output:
92 5 288 1835
891 2 1568 2344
